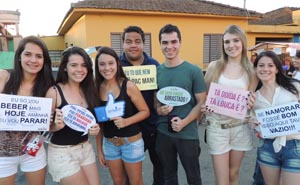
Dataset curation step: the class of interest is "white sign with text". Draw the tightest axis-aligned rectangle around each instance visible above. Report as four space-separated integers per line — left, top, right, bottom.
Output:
0 94 52 131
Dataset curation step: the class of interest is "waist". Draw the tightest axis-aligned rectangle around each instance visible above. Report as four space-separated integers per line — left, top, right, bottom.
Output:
49 140 89 148
106 132 142 146
207 120 246 129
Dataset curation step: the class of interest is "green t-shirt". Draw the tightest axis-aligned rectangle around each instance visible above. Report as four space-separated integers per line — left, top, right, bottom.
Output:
157 61 206 139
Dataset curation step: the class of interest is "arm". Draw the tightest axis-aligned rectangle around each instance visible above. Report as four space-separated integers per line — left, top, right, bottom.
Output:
45 86 65 132
112 80 150 128
172 92 206 132
96 130 106 167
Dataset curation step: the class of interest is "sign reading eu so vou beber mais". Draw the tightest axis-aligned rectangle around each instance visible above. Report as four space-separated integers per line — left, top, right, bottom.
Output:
255 101 300 138
0 94 52 131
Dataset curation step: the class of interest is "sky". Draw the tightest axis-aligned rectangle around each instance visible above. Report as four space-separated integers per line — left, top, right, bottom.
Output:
1 0 300 37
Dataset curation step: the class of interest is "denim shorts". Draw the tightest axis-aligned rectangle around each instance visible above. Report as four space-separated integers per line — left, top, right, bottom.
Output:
103 137 144 163
257 139 300 173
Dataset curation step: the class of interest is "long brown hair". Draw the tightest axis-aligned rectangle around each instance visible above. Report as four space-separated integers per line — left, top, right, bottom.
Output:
205 25 255 90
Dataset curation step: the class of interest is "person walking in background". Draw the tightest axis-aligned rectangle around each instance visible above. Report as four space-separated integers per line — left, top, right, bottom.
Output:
284 56 295 78
203 25 257 185
251 50 300 185
0 36 55 185
154 24 206 185
292 51 300 80
46 46 100 185
95 46 149 185
120 25 164 185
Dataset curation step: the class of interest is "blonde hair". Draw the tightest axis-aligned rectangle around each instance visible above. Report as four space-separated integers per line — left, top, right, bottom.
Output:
205 25 255 90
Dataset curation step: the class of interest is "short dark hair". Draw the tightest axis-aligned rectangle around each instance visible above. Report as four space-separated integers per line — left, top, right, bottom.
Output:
122 26 145 43
159 24 181 43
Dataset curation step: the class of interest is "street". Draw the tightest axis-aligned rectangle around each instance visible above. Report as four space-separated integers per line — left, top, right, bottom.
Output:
15 125 258 185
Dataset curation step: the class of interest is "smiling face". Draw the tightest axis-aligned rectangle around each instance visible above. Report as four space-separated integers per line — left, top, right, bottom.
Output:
65 54 88 83
123 32 144 62
97 53 117 81
20 42 44 76
223 33 243 60
160 32 181 61
255 56 278 83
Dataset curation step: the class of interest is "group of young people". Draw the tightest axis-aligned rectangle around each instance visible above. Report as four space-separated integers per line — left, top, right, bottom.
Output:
0 23 300 185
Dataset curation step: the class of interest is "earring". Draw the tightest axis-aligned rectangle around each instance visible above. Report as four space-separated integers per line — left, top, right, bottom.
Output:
64 68 67 72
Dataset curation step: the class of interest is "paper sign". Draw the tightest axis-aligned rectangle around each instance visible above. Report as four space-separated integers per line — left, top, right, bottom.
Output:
255 102 300 138
206 83 249 119
62 104 97 136
156 86 191 106
0 94 52 131
94 93 125 122
122 65 157 90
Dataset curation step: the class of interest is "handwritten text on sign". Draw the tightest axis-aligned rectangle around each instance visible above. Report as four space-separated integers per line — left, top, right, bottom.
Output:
206 83 249 119
62 104 97 136
0 94 52 131
255 102 300 138
122 65 157 91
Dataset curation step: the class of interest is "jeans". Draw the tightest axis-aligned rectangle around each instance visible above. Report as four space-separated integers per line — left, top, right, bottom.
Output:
257 139 300 172
125 132 164 185
144 132 164 185
155 131 202 185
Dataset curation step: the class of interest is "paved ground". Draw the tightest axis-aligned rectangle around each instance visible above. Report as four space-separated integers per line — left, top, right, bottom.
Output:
15 125 258 185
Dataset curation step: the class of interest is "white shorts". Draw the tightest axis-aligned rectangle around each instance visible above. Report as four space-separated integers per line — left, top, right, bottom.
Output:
0 145 46 178
206 124 253 155
47 141 96 182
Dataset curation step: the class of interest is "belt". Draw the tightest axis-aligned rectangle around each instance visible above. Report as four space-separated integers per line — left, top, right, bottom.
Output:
107 132 142 147
49 140 89 148
207 120 246 129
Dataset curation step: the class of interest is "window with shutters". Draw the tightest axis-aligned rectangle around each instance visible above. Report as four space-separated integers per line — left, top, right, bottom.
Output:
203 34 223 64
110 32 152 56
49 50 63 68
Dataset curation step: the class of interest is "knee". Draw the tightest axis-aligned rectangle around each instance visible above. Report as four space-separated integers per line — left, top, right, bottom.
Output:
229 168 239 181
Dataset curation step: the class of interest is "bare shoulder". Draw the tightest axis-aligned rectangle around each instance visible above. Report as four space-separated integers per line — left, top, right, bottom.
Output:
207 60 218 70
0 69 9 82
0 70 10 92
45 85 57 99
126 80 140 95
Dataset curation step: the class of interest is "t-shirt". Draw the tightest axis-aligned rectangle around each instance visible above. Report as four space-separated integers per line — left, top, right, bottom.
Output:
156 61 206 140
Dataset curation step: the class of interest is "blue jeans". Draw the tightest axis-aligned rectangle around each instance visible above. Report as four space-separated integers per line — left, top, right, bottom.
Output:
257 139 300 172
143 132 164 185
155 131 202 185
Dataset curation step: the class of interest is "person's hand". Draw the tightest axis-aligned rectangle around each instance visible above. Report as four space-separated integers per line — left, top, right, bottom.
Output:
98 151 107 168
170 116 185 132
247 92 256 110
158 105 174 116
54 109 65 130
111 117 127 129
248 117 262 139
88 124 100 136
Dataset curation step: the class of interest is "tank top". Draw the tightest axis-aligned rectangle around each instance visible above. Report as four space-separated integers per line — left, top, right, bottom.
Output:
50 85 88 145
218 73 249 90
100 79 140 138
